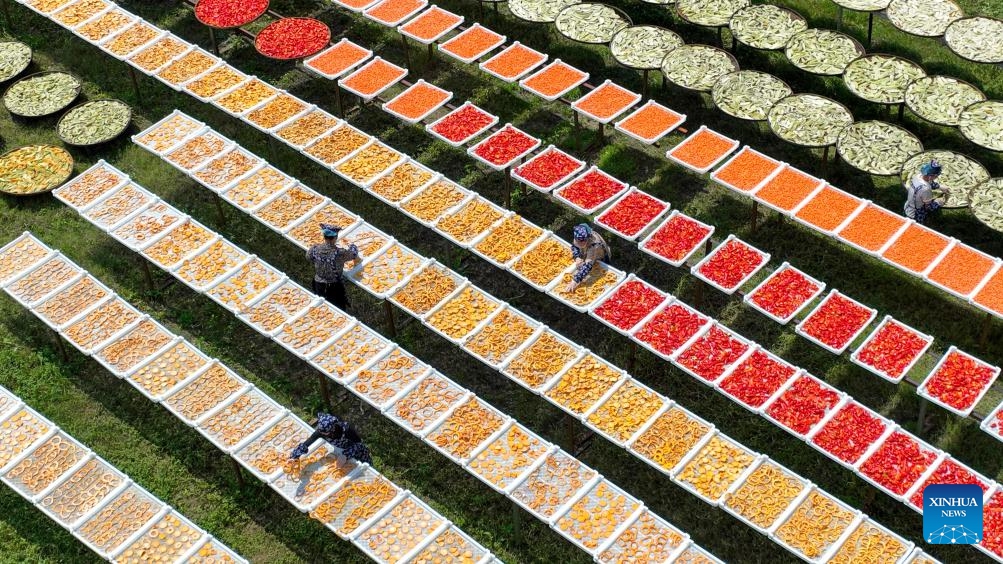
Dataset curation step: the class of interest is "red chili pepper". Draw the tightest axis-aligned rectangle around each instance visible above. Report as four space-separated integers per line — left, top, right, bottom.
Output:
859 431 937 495
696 239 766 291
195 0 269 28
597 192 667 237
923 350 998 412
473 126 538 167
675 326 748 382
593 280 664 330
799 293 872 351
718 350 797 408
642 214 711 263
907 459 988 509
982 492 1003 558
854 320 929 380
634 303 707 357
748 266 819 320
556 169 625 210
513 148 580 189
255 18 330 60
431 105 495 143
810 402 887 464
765 375 839 435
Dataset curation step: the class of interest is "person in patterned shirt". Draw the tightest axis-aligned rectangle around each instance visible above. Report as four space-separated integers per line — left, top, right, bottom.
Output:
306 224 359 310
565 223 611 293
289 413 373 465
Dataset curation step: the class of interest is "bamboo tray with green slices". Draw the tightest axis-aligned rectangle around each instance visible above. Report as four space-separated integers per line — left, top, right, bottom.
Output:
886 0 963 37
970 178 1003 232
899 150 989 208
712 70 791 121
660 44 738 92
843 54 925 105
944 17 1003 63
0 145 74 196
768 94 853 147
3 71 80 118
785 29 864 75
831 0 890 11
57 99 132 146
904 75 985 126
610 25 682 70
509 0 580 23
0 41 31 83
675 0 749 27
555 3 630 44
728 5 807 50
836 120 922 175
958 101 1003 152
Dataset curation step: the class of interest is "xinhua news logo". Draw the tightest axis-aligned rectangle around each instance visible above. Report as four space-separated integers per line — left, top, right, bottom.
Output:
924 484 983 545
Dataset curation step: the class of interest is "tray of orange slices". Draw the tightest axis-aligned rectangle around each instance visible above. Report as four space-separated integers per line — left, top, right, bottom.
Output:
552 478 643 552
596 508 690 563
422 284 502 344
3 251 82 309
364 158 439 207
462 306 541 370
161 362 248 425
347 347 431 410
353 494 446 563
826 518 913 563
390 261 464 317
308 323 392 383
509 449 598 521
163 129 232 173
0 405 53 473
232 412 314 482
36 454 128 529
205 257 285 312
334 223 394 260
465 422 552 494
386 371 466 436
333 140 406 187
195 388 285 453
583 379 667 446
173 239 249 292
719 458 810 533
406 524 492 564
425 397 508 463
0 232 51 286
219 166 296 212
283 200 363 250
110 201 185 252
770 488 862 563
627 403 714 477
543 353 626 417
61 296 143 355
140 217 216 270
74 481 166 558
310 465 402 538
469 214 545 269
53 160 129 212
273 301 352 357
348 242 426 299
501 328 584 392
399 177 472 227
109 509 206 563
82 182 158 232
191 146 264 194
1 429 90 501
184 537 247 564
92 317 176 377
509 232 575 291
252 184 327 233
434 196 509 248
132 110 205 155
125 339 213 402
672 431 761 506
547 261 625 312
0 384 22 422
238 280 314 334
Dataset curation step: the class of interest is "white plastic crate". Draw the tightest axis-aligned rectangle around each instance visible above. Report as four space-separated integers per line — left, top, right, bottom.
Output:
308 324 393 383
849 316 933 383
464 422 553 495
468 218 546 271
719 457 811 533
545 261 626 313
160 361 250 426
511 145 586 193
925 245 999 301
519 59 589 102
901 455 994 515
571 80 642 124
339 57 407 101
509 450 599 521
794 290 877 355
425 102 498 147
467 124 541 171
552 166 629 214
479 41 548 82
424 398 510 464
709 146 782 195
917 346 1001 417
630 298 713 363
331 140 406 187
715 350 800 414
789 184 867 236
437 24 505 64
760 373 847 440
397 7 463 44
671 323 753 385
768 487 863 564
0 232 51 285
123 338 214 402
594 187 670 242
550 478 644 554
422 283 504 345
637 210 715 268
743 262 826 325
613 100 687 145
91 317 179 378
579 378 667 448
670 431 760 506
588 274 669 336
74 482 167 558
499 328 585 393
384 371 468 436
34 453 128 528
3 252 82 309
53 160 131 212
1 430 90 501
690 234 771 295
362 158 440 208
666 126 740 174
397 178 473 228
507 232 574 292
381 79 452 124
854 430 945 503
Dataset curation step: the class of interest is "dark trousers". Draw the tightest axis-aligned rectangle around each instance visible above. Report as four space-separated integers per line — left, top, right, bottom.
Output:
313 279 349 310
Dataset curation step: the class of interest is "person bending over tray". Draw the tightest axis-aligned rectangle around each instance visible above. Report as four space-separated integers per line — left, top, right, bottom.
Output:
904 160 950 225
289 412 373 465
565 223 612 293
306 223 359 310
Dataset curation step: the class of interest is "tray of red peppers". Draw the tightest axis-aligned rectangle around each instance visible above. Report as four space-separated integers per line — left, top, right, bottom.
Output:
467 124 540 170
744 263 824 325
807 401 890 468
631 300 711 361
511 145 584 192
980 401 1003 443
426 102 498 147
195 0 269 28
716 348 798 412
255 18 330 60
763 373 844 438
589 276 667 335
977 490 1003 561
553 166 629 214
691 235 770 295
673 323 751 384
918 347 1001 417
639 211 714 267
595 188 669 241
850 316 933 383
795 290 877 355
905 457 991 512
856 430 943 500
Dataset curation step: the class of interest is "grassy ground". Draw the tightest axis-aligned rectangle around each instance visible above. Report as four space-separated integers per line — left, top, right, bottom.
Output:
1 0 1003 562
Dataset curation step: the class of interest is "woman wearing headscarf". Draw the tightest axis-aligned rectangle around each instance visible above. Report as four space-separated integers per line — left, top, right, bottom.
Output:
905 160 950 225
306 223 359 310
565 223 612 293
289 412 373 465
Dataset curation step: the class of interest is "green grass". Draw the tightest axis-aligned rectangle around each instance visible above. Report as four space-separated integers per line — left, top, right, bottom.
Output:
1 0 1003 562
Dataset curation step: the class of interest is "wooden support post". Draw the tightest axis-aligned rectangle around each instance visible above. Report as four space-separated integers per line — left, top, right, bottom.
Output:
383 300 397 338
897 102 905 121
626 341 638 373
229 457 246 487
128 67 142 104
511 501 523 544
641 69 650 100
867 13 875 46
2 0 11 29
209 27 219 56
214 197 226 225
750 201 759 233
836 6 844 30
400 34 411 70
916 398 928 437
334 86 344 117
564 415 577 453
51 329 68 361
426 43 434 69
504 172 513 209
980 312 992 349
493 0 499 16
318 372 333 411
140 259 154 291
693 280 705 309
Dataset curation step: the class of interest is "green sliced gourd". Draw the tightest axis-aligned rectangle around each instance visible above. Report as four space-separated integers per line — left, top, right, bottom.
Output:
712 70 791 120
509 0 581 23
661 44 737 92
555 4 629 44
676 0 749 27
945 17 1003 63
3 72 79 117
0 42 31 82
843 55 925 104
728 5 807 50
958 101 1003 152
886 0 963 37
58 100 132 145
970 178 1003 232
768 94 853 147
610 26 683 69
785 29 862 75
831 0 890 11
0 145 74 195
836 121 922 175
905 75 985 126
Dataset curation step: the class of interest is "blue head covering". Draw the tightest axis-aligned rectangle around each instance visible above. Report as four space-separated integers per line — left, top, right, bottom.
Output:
920 160 942 177
320 223 341 238
573 223 592 241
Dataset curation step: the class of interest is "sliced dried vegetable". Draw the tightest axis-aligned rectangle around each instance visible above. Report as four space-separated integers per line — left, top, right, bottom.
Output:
57 100 131 145
508 0 579 22
554 4 628 44
661 44 736 92
958 101 1003 152
3 72 79 117
728 5 806 50
832 0 889 9
970 178 1003 232
0 42 31 82
899 150 988 207
905 75 984 126
836 120 922 175
712 70 790 121
0 145 73 195
887 0 962 36
676 0 749 27
768 94 852 147
785 29 862 75
945 17 1003 63
843 54 925 104
609 26 682 70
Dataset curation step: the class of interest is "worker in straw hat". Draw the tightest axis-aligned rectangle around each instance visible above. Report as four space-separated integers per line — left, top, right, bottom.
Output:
904 159 950 225
289 412 372 465
306 223 359 310
565 223 612 293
